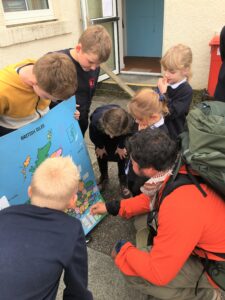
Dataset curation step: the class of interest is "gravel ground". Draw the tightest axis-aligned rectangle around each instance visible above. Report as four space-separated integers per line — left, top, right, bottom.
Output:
87 162 136 255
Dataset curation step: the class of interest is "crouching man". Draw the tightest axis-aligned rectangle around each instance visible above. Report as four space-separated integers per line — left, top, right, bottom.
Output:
91 129 225 300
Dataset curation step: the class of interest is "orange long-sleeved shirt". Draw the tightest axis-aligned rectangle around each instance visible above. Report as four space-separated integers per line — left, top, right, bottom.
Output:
115 183 225 286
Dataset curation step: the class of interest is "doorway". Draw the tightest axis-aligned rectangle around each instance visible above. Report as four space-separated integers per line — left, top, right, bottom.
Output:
119 0 164 74
80 0 120 81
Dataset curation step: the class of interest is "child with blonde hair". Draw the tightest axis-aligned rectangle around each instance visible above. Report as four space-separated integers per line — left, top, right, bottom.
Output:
157 43 193 140
0 156 93 300
128 88 169 130
127 88 169 196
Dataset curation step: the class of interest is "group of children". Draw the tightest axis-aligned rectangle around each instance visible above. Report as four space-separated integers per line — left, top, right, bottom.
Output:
0 25 111 137
0 24 195 299
90 43 193 199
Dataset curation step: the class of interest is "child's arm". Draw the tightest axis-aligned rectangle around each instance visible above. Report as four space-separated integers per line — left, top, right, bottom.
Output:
157 77 168 94
166 84 192 119
89 122 106 149
63 222 93 300
73 104 80 120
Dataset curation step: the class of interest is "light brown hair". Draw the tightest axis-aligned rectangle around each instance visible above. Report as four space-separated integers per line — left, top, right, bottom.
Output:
160 44 193 79
79 25 112 63
33 53 77 99
30 156 80 210
128 88 169 122
99 106 133 137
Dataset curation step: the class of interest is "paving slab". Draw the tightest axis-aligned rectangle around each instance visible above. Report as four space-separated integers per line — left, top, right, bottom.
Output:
56 248 148 300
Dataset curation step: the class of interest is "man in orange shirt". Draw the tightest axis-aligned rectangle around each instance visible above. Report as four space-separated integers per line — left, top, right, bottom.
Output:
91 129 225 300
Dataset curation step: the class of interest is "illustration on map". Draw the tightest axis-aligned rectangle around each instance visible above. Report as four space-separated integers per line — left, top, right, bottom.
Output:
0 97 104 234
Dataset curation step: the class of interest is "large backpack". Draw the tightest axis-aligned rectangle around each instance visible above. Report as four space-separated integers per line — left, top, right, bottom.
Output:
179 100 225 198
147 101 225 291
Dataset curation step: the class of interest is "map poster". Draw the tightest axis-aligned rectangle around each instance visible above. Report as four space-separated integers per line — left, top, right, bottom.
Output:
0 97 105 235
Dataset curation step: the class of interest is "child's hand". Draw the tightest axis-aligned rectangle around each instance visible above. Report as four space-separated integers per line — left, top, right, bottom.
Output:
74 104 80 120
90 202 107 215
138 124 148 131
115 147 127 159
96 147 107 159
157 77 168 94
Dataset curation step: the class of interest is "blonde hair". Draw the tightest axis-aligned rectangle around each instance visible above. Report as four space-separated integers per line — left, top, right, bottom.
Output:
100 107 133 136
128 88 169 121
33 53 77 100
30 156 80 210
79 25 112 63
161 44 193 79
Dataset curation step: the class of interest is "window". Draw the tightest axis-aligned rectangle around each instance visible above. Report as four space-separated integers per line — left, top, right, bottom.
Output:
2 0 55 25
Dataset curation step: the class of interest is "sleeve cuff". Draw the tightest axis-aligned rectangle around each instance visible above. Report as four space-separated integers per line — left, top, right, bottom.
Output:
105 200 121 216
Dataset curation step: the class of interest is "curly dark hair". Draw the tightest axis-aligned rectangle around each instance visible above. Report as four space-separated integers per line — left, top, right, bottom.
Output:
126 128 178 171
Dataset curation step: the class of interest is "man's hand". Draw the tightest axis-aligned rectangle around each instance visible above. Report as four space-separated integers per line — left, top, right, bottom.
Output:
90 202 107 215
157 77 168 94
111 247 118 260
96 147 107 159
115 147 127 159
111 240 127 260
74 104 80 120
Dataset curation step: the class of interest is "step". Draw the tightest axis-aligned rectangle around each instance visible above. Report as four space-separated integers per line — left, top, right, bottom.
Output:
96 73 160 97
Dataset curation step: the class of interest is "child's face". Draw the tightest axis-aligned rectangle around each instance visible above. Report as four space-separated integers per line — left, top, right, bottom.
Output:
163 68 187 85
33 84 60 102
76 44 100 71
134 116 154 130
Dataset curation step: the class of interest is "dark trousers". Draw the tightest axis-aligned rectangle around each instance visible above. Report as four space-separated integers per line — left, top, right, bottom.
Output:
0 126 16 137
97 153 126 178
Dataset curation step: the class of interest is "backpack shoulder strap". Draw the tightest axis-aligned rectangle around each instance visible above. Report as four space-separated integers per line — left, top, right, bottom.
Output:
160 173 192 202
195 247 225 259
159 164 207 208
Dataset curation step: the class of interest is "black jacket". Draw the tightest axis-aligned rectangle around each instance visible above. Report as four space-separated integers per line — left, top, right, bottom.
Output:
165 81 192 140
89 104 134 153
53 48 100 135
214 26 225 102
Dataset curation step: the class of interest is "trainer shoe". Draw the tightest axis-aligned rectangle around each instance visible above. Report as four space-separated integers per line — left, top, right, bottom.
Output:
119 175 132 198
120 183 132 198
97 174 109 192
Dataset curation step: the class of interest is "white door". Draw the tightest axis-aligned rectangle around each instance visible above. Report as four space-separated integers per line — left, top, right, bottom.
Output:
80 0 119 81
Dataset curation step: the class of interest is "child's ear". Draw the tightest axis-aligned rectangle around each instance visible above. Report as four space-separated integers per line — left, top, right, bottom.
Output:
68 194 78 209
183 67 189 76
75 44 82 53
73 194 78 203
28 186 32 198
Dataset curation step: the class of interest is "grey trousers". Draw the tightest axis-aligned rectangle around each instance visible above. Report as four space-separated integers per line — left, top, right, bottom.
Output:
125 215 220 300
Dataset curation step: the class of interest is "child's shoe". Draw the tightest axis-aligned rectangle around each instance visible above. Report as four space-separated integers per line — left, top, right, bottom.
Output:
97 174 109 192
119 175 132 198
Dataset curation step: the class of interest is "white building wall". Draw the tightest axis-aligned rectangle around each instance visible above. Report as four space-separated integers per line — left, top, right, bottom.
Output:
0 0 83 68
1 0 225 90
163 0 225 89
